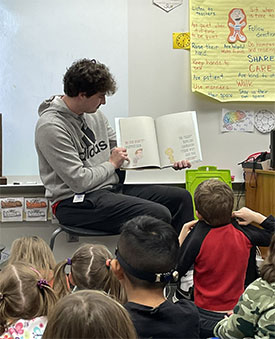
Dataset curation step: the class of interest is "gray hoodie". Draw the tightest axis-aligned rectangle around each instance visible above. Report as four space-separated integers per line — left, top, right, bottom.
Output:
35 96 118 204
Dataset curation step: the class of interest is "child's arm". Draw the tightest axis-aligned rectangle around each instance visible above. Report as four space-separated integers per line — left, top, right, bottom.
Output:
233 207 267 225
214 279 275 339
178 221 210 277
214 285 257 339
235 208 274 247
178 220 198 246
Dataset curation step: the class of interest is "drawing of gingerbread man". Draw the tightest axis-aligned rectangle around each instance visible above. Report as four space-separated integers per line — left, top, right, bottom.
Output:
227 8 247 43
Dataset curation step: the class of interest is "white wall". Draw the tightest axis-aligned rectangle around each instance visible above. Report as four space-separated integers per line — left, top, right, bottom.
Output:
126 0 275 183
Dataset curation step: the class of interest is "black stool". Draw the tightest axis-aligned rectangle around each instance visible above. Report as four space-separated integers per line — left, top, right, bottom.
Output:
49 224 119 251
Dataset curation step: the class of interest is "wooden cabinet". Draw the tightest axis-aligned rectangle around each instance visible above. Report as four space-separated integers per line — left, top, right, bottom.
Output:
244 169 275 216
244 169 275 257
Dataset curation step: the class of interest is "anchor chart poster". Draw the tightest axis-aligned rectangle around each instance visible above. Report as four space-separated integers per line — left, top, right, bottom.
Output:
190 0 275 102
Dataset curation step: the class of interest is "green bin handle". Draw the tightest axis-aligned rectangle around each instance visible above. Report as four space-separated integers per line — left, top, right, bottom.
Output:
197 166 217 171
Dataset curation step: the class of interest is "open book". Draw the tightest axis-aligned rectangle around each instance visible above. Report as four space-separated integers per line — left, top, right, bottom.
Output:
115 111 202 169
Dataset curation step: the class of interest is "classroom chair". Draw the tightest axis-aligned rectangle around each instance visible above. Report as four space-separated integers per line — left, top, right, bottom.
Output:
49 224 120 251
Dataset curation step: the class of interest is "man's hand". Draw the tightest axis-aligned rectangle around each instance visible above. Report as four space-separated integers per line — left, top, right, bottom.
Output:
173 160 191 171
232 207 266 225
109 147 130 169
179 220 198 245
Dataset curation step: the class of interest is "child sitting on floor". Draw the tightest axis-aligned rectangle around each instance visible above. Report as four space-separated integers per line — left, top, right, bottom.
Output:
214 232 275 338
7 236 56 286
177 179 274 338
53 243 125 303
0 262 57 339
42 290 137 339
111 215 200 339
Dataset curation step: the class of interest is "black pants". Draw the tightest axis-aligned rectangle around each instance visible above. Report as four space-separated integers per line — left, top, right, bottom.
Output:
197 307 226 339
55 184 194 234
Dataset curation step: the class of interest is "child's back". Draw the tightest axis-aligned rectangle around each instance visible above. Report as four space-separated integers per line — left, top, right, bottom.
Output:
214 232 275 339
178 179 273 311
112 215 200 339
125 298 199 339
0 262 57 339
177 179 274 338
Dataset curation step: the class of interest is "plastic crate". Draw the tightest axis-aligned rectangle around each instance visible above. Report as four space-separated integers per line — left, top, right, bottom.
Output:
185 166 232 218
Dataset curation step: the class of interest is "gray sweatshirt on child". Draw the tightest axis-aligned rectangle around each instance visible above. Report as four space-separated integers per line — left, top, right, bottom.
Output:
35 95 118 204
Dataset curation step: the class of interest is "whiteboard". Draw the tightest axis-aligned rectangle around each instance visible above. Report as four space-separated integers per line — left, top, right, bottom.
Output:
0 0 128 177
1 0 274 184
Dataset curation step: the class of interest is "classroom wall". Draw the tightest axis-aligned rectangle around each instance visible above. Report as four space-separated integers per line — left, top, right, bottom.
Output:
1 0 264 259
1 0 274 184
126 0 275 183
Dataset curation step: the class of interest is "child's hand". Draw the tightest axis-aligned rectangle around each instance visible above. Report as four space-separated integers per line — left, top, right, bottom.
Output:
232 207 266 225
179 220 198 245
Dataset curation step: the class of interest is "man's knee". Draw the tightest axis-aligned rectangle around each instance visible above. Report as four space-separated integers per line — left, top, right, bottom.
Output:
146 203 172 224
175 187 192 201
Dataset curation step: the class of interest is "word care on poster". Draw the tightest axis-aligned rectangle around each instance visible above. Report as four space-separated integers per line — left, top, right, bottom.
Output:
190 0 275 102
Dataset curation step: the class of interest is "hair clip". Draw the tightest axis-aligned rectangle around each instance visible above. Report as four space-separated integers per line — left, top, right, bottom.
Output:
0 292 4 301
67 258 72 266
106 259 112 269
116 248 179 283
29 266 42 278
37 279 50 289
154 270 179 283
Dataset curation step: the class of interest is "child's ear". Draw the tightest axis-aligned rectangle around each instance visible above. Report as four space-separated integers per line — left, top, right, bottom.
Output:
195 210 203 220
68 272 75 286
111 259 125 280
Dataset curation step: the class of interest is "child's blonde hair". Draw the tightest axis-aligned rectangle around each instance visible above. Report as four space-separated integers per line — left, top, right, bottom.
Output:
53 243 126 303
43 290 136 339
0 262 58 335
8 236 56 283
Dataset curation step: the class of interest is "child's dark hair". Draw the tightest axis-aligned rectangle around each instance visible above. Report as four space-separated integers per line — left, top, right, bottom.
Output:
43 290 137 339
260 233 275 284
53 243 125 303
117 215 179 289
63 58 117 97
194 179 234 226
0 262 57 335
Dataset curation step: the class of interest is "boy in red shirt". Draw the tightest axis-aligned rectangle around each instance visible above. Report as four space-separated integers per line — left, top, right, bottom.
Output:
177 179 274 338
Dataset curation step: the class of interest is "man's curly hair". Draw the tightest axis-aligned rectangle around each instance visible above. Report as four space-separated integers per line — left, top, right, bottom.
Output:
63 58 117 97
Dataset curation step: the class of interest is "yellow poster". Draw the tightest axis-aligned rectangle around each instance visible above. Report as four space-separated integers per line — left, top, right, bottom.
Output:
190 0 275 102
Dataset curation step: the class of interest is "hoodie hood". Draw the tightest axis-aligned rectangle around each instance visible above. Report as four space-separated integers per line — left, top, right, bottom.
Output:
38 95 88 128
38 95 56 116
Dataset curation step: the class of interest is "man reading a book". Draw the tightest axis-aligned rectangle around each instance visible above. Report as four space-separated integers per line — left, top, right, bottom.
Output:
35 58 193 234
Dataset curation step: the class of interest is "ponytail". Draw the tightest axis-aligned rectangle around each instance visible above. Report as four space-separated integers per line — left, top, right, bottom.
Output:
52 259 72 299
37 281 58 315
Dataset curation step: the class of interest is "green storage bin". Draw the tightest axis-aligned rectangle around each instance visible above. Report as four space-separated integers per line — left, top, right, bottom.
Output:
185 166 232 218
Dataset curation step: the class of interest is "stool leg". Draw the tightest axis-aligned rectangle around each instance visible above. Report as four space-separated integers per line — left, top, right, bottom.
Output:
49 227 63 251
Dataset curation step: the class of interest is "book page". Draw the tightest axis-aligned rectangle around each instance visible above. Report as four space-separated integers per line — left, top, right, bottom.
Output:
116 116 161 169
155 111 202 167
